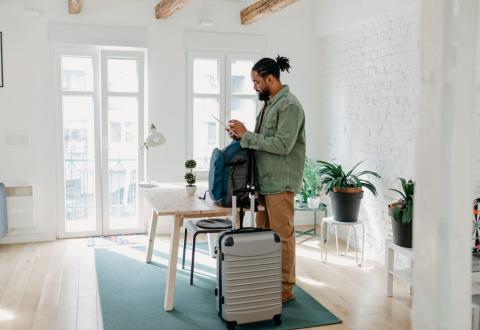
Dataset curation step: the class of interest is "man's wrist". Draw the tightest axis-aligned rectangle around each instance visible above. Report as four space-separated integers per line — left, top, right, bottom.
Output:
240 131 252 147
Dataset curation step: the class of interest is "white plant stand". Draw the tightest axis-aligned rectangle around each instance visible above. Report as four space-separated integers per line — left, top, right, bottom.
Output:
385 239 414 297
321 216 365 267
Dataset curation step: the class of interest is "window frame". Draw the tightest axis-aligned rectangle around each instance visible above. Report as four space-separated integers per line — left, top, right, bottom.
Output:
186 50 262 179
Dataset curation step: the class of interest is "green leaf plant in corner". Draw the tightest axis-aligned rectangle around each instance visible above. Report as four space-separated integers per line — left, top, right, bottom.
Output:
316 160 380 196
316 160 380 222
300 158 320 204
389 178 415 225
388 177 414 248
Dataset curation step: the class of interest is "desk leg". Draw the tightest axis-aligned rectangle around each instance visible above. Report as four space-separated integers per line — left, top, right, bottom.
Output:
146 211 158 263
164 215 184 311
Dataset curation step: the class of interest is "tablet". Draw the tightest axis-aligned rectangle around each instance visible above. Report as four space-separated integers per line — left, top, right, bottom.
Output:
211 114 238 137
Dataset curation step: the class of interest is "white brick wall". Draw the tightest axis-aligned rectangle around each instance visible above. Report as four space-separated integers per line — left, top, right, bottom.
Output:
317 5 420 263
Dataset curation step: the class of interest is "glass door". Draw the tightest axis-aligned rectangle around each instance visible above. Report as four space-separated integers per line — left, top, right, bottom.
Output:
59 52 102 237
57 48 144 238
101 51 144 235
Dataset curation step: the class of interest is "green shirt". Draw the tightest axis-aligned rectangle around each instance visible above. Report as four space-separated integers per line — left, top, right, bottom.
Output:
240 85 306 194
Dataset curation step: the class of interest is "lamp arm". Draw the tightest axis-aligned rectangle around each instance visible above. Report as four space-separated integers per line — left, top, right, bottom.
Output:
145 145 149 183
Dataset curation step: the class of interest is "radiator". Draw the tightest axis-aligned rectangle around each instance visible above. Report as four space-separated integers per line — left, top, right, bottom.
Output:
5 185 34 229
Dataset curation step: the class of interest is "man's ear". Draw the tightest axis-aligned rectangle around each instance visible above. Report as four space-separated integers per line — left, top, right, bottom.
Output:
265 74 274 85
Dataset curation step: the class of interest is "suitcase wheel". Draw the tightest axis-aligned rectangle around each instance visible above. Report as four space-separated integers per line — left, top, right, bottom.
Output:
226 321 236 330
273 314 282 325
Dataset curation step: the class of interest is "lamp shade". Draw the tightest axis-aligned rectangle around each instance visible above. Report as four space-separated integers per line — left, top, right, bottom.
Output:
145 124 166 147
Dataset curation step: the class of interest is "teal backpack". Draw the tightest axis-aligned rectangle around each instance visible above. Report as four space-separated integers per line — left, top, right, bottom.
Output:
208 141 254 207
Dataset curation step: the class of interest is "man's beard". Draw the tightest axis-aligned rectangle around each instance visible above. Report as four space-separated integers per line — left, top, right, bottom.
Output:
258 89 269 101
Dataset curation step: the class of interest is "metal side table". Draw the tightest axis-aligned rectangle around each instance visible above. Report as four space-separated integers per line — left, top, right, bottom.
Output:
295 203 328 239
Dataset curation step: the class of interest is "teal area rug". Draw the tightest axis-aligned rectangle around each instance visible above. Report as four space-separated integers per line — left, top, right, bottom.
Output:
95 245 341 330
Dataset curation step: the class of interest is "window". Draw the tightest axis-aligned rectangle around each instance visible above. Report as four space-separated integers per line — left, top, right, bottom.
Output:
207 122 216 145
187 52 260 172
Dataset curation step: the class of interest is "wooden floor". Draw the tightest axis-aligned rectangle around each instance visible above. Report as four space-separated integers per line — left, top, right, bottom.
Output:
0 229 411 330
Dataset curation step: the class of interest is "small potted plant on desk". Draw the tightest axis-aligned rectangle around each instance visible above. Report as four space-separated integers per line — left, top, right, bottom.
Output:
388 178 415 248
184 159 197 196
317 160 380 222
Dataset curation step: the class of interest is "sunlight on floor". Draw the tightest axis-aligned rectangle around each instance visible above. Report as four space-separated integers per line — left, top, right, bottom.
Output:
0 308 15 321
297 274 327 288
295 236 377 271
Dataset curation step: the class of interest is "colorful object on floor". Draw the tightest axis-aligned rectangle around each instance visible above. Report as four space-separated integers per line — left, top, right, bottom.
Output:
474 198 480 253
474 198 480 254
95 246 342 330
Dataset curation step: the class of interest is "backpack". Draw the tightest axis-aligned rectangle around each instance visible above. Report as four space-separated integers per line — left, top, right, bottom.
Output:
208 140 254 207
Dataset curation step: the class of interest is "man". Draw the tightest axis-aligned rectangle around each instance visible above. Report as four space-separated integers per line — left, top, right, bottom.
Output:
228 55 306 303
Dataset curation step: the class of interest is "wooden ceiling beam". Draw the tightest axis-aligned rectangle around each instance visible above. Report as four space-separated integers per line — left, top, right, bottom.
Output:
68 0 83 14
240 0 297 25
155 0 191 19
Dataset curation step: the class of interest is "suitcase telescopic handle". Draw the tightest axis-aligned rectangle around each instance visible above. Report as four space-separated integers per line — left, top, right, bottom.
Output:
231 195 237 230
249 185 255 227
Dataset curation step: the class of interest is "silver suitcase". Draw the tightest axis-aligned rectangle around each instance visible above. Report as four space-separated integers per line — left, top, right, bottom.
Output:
216 190 282 329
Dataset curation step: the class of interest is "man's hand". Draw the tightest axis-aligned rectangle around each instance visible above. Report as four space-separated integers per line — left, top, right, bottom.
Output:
226 128 240 140
228 120 247 139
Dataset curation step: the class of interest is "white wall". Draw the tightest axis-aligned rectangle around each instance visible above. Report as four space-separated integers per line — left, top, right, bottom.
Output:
315 0 419 36
0 1 55 242
316 3 420 262
0 0 319 241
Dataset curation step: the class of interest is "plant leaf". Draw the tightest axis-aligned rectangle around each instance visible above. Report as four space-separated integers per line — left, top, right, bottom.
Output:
345 160 364 177
389 188 407 201
402 203 413 224
360 180 377 196
392 205 403 222
355 170 381 178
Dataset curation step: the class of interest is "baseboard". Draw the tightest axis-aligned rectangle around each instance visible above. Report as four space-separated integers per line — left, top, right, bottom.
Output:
0 231 56 244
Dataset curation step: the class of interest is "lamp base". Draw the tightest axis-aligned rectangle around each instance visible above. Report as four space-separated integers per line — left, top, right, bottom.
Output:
138 181 158 188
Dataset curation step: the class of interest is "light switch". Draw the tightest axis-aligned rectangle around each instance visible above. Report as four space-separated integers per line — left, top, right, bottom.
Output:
5 135 30 146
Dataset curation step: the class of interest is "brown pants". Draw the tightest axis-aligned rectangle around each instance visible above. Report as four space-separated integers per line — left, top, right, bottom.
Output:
256 192 295 295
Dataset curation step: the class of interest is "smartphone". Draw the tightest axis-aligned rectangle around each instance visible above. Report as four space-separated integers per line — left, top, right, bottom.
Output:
211 114 238 137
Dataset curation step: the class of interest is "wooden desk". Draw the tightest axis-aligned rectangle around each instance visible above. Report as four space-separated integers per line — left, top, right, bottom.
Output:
140 183 231 311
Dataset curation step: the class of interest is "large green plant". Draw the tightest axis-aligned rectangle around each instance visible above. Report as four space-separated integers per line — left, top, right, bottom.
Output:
299 159 320 203
317 160 380 196
389 178 415 225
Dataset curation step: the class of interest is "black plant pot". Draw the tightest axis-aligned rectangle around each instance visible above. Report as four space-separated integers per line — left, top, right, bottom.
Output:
329 191 364 222
392 218 412 248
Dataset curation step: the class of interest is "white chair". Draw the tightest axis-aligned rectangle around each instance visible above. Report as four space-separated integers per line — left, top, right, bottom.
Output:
320 216 365 266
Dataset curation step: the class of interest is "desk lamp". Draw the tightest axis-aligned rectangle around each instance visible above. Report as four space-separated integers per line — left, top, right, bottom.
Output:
138 124 166 188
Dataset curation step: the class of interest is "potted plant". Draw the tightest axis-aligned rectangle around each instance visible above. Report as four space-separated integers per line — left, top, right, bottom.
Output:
317 160 380 222
388 178 414 248
184 159 197 196
298 159 321 209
